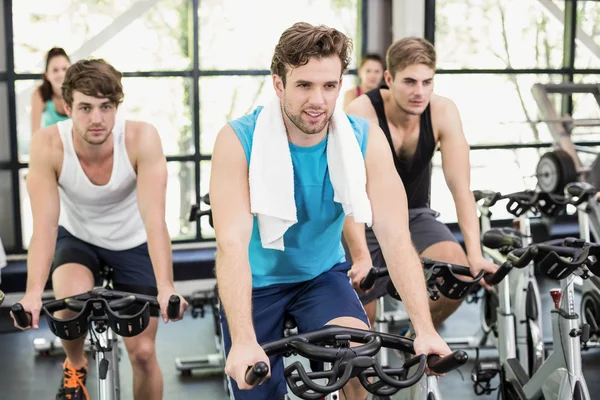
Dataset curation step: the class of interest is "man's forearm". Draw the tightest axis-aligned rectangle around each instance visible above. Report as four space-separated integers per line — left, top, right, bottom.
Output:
342 217 370 262
454 190 483 259
146 223 174 290
380 235 435 335
26 231 57 296
215 246 256 344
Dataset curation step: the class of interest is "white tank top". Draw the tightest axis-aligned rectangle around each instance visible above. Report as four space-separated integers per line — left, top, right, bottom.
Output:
56 119 147 250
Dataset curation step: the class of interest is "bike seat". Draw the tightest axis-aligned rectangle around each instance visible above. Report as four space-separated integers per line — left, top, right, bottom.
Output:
483 228 523 252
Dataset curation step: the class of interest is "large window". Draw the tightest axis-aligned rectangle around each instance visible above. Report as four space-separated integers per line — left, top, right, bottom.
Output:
12 0 192 73
429 0 600 224
198 0 360 70
575 1 600 69
435 0 564 70
434 74 563 145
1 0 363 253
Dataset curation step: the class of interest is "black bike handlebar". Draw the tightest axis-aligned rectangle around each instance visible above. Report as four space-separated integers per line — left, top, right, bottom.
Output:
11 288 181 339
244 326 468 399
188 193 212 225
473 189 539 217
360 257 487 301
245 361 269 386
359 258 474 292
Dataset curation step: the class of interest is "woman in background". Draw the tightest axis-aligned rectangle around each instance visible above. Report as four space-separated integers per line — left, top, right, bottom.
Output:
30 47 71 134
343 53 385 108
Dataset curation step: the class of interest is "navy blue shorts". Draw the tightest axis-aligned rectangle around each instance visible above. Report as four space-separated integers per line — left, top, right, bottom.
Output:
51 226 159 317
220 262 369 400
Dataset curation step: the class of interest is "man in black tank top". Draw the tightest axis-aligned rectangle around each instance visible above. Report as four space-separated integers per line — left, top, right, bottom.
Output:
343 37 498 328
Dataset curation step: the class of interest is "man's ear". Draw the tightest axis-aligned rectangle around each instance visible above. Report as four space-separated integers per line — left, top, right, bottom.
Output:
273 75 285 99
63 100 72 117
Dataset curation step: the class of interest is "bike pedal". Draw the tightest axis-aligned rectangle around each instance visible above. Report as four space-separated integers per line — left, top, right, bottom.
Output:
99 358 109 380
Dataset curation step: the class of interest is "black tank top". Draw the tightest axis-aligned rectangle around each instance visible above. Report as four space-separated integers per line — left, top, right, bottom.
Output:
366 88 436 209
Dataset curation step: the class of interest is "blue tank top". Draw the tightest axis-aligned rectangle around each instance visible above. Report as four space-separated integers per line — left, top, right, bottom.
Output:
229 106 370 288
42 100 70 127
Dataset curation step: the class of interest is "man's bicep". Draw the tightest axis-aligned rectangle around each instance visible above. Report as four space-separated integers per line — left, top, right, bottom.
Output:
27 135 60 232
209 125 253 249
136 125 168 222
438 101 471 190
365 125 409 231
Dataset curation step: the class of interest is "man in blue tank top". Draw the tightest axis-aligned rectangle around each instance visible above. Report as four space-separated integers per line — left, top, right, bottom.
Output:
344 38 498 329
210 22 451 400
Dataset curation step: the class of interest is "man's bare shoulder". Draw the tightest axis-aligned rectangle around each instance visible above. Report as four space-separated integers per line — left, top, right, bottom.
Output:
125 120 158 138
30 125 62 173
430 94 460 122
345 92 378 123
125 120 160 148
31 125 63 154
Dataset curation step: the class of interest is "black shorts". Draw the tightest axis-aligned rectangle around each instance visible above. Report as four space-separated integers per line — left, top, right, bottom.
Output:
51 226 159 317
345 208 459 304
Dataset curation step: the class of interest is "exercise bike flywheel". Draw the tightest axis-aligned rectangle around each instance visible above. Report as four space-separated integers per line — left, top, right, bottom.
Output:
536 149 578 194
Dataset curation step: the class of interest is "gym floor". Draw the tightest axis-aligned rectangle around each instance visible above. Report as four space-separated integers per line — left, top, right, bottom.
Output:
1 277 599 400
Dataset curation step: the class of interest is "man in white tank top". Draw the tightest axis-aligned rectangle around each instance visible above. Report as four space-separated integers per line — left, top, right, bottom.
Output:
10 59 188 400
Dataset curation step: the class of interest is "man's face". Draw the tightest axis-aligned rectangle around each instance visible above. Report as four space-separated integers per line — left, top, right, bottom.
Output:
65 91 117 146
273 55 343 136
385 63 434 116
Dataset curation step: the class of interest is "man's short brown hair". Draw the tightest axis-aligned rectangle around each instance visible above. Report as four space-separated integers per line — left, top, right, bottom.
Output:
271 22 353 86
386 37 436 78
62 59 124 107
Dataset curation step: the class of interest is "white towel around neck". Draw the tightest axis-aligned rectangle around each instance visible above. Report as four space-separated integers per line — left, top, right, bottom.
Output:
248 97 372 251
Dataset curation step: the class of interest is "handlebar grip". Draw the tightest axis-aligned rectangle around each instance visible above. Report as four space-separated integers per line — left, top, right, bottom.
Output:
0 290 4 307
427 350 468 374
360 267 379 291
167 295 181 320
11 303 32 328
245 361 269 386
484 262 513 285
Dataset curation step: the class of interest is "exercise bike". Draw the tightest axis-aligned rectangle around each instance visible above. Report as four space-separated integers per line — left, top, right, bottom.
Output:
12 289 180 400
360 254 519 400
445 189 546 383
536 155 600 349
246 325 468 400
569 185 600 348
473 232 598 399
536 142 600 350
173 193 232 398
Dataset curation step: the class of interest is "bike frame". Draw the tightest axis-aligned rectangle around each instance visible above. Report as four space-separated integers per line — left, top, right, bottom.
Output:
481 204 544 376
501 274 590 399
445 200 545 376
94 322 121 400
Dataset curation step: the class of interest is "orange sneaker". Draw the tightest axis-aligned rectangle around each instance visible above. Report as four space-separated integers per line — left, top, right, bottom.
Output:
55 359 89 400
